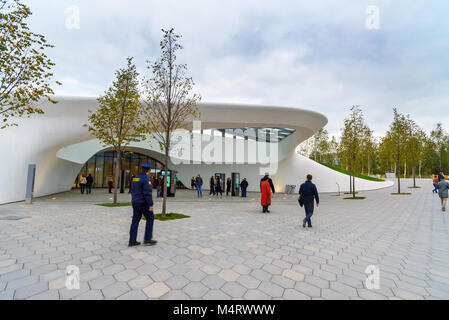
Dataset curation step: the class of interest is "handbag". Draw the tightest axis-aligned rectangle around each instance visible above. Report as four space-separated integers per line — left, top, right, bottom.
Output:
298 194 304 207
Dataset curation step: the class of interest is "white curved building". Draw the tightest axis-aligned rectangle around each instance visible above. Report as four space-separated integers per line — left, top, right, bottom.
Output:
0 96 393 204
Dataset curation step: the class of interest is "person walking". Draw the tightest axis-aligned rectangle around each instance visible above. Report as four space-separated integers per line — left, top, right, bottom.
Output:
107 176 114 194
437 177 449 212
260 176 272 213
191 177 196 190
79 174 87 194
299 174 319 228
209 176 215 195
86 174 94 194
195 174 203 197
226 177 231 196
129 163 157 247
215 176 223 198
433 175 439 193
241 178 249 198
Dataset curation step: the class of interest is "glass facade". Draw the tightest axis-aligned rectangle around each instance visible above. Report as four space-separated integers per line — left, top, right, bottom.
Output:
74 150 166 188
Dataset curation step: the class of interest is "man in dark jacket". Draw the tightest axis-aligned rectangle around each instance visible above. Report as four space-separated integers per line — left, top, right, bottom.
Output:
260 173 275 194
299 174 319 228
240 178 249 198
195 174 203 197
129 163 157 247
86 174 94 194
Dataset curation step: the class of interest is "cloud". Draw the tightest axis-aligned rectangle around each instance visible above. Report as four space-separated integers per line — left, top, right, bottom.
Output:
23 0 449 136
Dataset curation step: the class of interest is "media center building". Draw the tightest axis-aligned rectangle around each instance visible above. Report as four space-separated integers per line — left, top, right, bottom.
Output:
0 96 393 204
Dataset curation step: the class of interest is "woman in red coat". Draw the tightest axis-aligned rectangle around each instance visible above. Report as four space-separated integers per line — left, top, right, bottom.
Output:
260 179 272 213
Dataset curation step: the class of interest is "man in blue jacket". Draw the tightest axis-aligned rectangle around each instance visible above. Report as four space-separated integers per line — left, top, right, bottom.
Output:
129 163 157 247
299 174 319 228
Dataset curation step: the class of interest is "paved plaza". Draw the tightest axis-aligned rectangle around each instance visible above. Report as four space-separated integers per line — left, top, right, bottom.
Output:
1 179 449 300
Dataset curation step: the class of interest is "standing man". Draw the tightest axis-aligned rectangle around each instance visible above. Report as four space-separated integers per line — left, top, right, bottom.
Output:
241 178 249 198
86 174 94 194
129 163 157 247
195 174 203 197
107 176 114 194
209 176 215 195
299 174 319 228
437 177 449 212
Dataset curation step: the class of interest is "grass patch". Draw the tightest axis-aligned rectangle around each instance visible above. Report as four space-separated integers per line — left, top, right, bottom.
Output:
343 197 366 200
96 202 131 207
344 192 358 194
391 193 411 195
320 163 385 182
408 186 421 189
143 213 190 221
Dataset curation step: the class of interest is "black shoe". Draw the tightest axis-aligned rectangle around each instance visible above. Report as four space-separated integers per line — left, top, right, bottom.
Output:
302 219 306 228
128 241 141 247
308 224 312 228
144 239 157 246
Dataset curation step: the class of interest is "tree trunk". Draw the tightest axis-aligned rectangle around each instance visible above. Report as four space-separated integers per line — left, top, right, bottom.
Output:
412 161 416 187
352 157 356 198
349 168 352 194
113 149 121 204
397 154 401 194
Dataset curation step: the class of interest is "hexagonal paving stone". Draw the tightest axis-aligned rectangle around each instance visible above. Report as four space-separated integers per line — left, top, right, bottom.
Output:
218 269 239 282
201 274 226 289
143 282 171 299
89 275 116 290
236 274 261 289
282 269 305 282
203 290 231 300
185 269 207 282
128 275 154 290
101 282 131 299
258 281 284 298
182 282 209 298
221 282 247 298
114 269 139 282
165 275 190 290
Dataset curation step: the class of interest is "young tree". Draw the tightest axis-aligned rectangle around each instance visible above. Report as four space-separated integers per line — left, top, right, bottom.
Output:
143 28 201 216
387 108 409 194
0 0 60 129
340 106 365 197
430 123 446 170
406 117 425 187
86 58 144 204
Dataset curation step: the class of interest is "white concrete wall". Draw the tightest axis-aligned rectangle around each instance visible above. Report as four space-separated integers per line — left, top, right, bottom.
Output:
0 96 392 204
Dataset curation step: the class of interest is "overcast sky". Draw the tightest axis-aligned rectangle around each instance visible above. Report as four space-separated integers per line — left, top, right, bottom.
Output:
23 0 449 137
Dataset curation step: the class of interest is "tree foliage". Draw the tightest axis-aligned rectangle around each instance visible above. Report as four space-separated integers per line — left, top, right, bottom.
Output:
0 0 60 128
86 57 144 203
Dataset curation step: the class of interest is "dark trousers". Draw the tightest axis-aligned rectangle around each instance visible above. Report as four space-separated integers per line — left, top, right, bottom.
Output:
129 203 154 243
262 205 270 213
108 184 113 193
80 184 85 194
86 185 92 194
210 186 215 195
241 188 247 197
304 202 314 226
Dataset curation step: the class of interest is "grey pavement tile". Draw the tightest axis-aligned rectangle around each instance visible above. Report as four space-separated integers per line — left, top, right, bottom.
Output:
14 282 48 300
101 282 131 299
